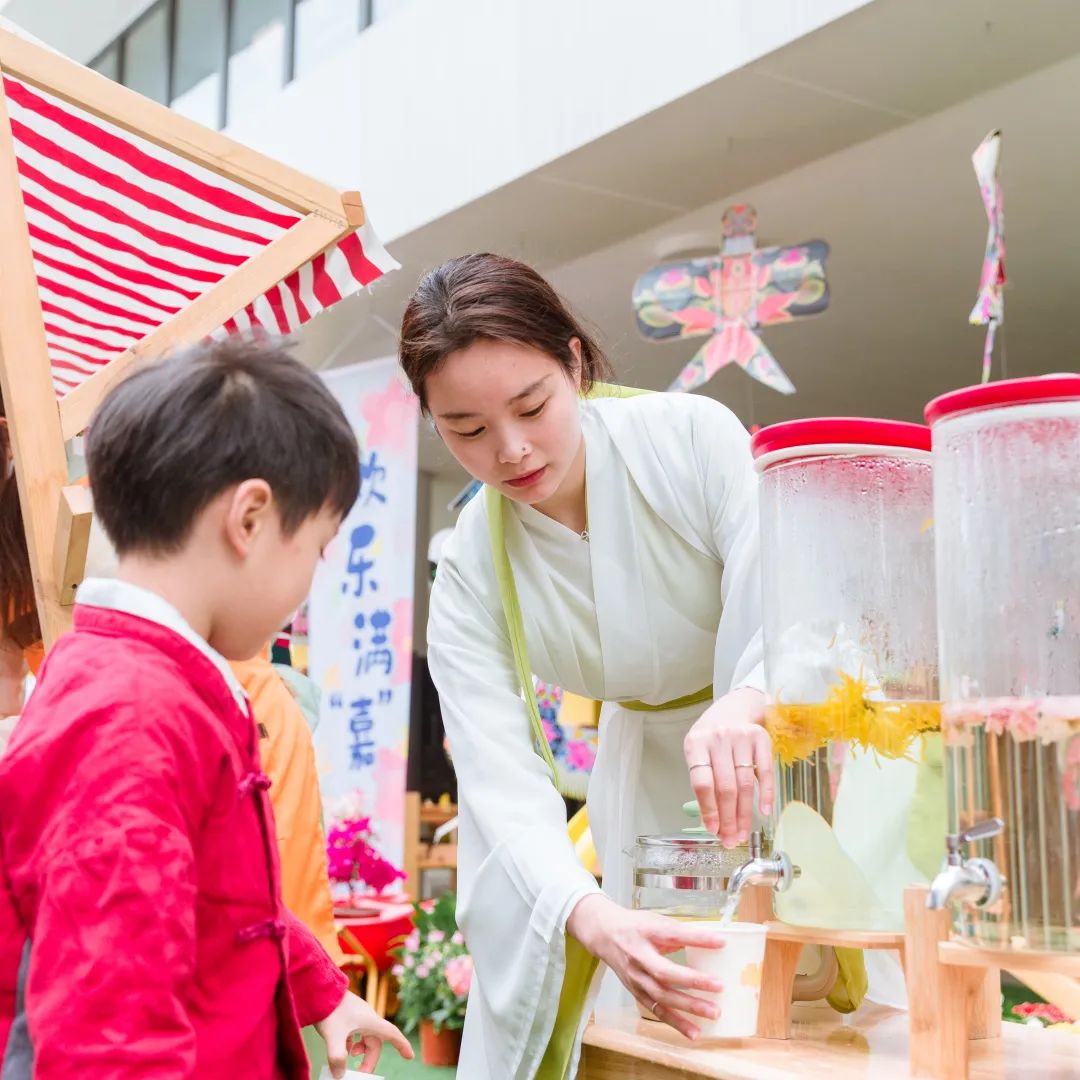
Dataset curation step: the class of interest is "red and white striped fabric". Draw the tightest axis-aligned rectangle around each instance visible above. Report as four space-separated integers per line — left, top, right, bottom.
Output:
4 73 397 397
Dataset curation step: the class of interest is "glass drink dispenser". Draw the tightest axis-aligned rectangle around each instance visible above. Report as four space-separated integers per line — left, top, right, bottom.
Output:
926 376 1080 952
751 418 942 932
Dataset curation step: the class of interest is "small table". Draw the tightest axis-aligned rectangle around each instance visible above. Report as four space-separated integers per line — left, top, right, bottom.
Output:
336 896 415 1015
579 1004 1079 1079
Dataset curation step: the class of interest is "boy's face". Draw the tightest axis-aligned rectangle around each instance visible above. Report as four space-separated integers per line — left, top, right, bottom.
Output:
212 492 342 661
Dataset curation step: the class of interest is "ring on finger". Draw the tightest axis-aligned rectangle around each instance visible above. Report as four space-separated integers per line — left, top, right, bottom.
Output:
734 762 756 770
651 999 663 1016
688 762 712 770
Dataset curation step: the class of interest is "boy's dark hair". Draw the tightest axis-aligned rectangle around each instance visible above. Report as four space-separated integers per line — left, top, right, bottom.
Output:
86 338 359 555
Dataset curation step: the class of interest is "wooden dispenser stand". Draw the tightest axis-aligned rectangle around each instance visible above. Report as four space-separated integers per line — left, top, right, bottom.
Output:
743 883 1007 1078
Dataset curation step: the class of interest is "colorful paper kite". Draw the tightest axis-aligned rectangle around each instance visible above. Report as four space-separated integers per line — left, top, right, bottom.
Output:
631 204 829 396
969 131 1005 384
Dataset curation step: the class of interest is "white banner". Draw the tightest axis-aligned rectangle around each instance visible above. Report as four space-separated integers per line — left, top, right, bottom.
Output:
309 356 419 867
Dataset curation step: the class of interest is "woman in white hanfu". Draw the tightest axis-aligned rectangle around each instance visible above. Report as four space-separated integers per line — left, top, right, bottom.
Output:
399 254 774 1080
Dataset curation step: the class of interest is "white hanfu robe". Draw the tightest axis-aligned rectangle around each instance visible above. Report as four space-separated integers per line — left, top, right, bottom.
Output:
428 392 765 1079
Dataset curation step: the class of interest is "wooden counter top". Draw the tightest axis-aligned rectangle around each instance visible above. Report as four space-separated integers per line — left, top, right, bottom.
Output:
580 1003 1080 1079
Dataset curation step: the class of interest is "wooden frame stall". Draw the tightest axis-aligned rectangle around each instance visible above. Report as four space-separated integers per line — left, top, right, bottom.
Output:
0 25 391 648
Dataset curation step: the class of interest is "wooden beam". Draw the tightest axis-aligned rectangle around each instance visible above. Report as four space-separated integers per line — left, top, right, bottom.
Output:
940 941 1080 976
0 77 69 646
52 484 93 606
0 26 348 223
59 212 351 437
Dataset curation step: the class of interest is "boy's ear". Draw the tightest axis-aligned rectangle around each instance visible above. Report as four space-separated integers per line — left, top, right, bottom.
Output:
223 479 274 557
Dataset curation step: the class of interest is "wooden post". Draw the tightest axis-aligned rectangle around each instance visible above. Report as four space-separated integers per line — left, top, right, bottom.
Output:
341 190 366 228
404 790 421 901
756 935 804 1040
52 485 93 606
0 73 70 647
737 883 772 924
904 884 1001 1079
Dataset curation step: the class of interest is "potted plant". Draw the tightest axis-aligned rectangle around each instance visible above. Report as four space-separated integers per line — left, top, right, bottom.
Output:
326 812 406 913
392 892 471 1066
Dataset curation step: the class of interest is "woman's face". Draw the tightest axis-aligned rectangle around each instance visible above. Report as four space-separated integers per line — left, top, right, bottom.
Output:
425 338 583 508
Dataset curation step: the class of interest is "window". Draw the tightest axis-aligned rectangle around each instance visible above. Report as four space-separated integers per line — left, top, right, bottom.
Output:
87 0 402 131
90 44 121 82
122 4 170 105
226 0 290 128
171 0 227 128
294 0 368 79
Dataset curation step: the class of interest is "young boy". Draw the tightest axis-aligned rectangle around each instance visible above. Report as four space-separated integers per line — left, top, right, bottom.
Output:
0 340 412 1079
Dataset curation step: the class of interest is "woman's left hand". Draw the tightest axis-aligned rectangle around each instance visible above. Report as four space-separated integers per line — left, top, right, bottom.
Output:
683 687 773 847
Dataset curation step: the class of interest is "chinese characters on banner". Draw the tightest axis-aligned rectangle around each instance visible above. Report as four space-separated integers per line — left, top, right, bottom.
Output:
308 357 419 867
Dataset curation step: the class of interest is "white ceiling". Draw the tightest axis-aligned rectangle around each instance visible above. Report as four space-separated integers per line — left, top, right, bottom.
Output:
290 0 1080 478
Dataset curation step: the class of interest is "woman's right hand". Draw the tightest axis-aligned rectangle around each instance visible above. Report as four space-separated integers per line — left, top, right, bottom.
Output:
567 893 725 1040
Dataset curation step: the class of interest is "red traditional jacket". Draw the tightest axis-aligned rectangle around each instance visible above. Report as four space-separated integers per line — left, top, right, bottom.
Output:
0 581 347 1078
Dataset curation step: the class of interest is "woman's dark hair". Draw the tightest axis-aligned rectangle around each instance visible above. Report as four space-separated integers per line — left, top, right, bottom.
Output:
87 337 360 556
0 389 40 648
399 253 615 410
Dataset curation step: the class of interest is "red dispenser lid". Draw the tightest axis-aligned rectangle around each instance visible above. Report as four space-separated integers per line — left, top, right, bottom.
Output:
750 417 931 462
925 375 1080 426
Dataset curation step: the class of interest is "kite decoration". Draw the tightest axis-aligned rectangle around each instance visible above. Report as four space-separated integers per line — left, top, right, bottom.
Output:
632 204 829 396
969 130 1005 384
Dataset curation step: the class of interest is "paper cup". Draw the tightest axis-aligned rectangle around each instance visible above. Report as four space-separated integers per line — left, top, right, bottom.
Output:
681 922 767 1038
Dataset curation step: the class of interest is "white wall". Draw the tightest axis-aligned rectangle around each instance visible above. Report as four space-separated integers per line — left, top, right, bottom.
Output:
224 0 873 242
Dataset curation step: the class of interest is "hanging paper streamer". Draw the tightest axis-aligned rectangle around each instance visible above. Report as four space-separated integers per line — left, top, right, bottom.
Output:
969 131 1005 384
632 204 829 396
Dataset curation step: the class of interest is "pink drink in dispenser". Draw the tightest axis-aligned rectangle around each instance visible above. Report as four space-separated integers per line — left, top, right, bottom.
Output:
926 375 1080 951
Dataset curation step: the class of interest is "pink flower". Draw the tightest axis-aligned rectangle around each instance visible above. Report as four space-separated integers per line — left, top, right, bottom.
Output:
428 930 445 944
1012 1001 1072 1025
392 964 404 978
404 931 420 952
984 707 1010 737
429 950 443 966
445 955 474 998
325 813 405 890
1008 705 1039 742
415 964 431 980
451 931 465 946
566 739 596 773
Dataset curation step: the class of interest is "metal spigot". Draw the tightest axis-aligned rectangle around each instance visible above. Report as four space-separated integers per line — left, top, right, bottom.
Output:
926 817 1006 911
726 831 800 902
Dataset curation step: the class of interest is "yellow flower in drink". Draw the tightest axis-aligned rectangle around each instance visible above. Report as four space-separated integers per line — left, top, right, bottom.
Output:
765 673 940 766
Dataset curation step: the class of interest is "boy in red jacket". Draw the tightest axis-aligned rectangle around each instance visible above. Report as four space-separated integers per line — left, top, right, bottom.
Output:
0 339 412 1079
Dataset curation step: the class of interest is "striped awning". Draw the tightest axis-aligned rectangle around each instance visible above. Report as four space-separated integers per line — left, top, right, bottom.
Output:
4 72 397 397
